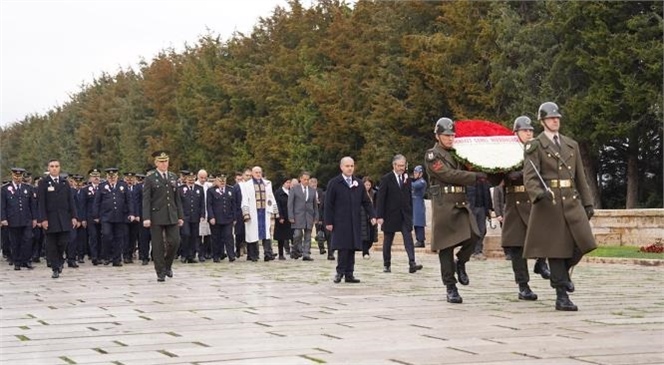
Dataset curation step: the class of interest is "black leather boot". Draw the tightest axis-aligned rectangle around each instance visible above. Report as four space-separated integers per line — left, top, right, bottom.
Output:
555 287 578 311
518 283 538 301
446 284 462 304
534 258 551 279
456 260 469 285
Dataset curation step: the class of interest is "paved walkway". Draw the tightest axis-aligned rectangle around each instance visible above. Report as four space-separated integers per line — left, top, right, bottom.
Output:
1 252 663 364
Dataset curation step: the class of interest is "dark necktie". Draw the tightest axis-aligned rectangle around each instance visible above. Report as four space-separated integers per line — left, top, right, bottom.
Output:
398 175 403 188
553 135 561 150
346 177 352 187
54 178 58 184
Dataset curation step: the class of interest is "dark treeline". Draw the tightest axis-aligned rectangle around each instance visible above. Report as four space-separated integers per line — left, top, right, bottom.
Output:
1 0 662 208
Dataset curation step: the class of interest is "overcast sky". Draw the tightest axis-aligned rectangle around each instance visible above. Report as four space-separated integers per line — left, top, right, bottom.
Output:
0 0 291 127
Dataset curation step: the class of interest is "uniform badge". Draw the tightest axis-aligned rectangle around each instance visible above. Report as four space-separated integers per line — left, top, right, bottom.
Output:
120 186 124 191
24 189 27 194
228 191 232 196
196 189 200 194
426 151 435 161
183 187 188 193
267 201 272 206
525 140 539 154
47 186 55 192
432 160 444 172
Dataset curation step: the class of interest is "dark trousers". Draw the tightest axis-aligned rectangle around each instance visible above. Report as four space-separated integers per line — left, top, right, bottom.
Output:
101 222 128 264
32 227 44 260
336 249 356 277
471 207 488 254
247 241 259 260
125 221 140 259
234 220 245 256
180 221 200 260
67 227 86 262
8 226 33 265
138 226 151 261
277 239 291 257
76 226 88 259
87 222 102 260
211 223 234 260
382 222 416 267
549 246 583 288
150 224 180 275
438 238 474 286
315 223 329 253
414 226 426 243
45 231 69 271
505 246 530 284
2 226 11 259
293 228 313 259
199 235 211 259
362 240 372 256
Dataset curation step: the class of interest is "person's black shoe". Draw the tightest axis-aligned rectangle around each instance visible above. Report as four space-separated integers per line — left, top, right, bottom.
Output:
220 254 228 260
199 257 206 263
51 270 60 279
344 276 360 283
103 260 110 266
414 241 425 248
126 258 134 264
187 258 198 263
213 257 221 263
14 264 20 271
320 248 327 255
565 281 575 293
327 255 335 261
409 263 423 273
278 255 286 261
303 257 314 261
112 261 122 267
333 274 343 283
518 283 538 301
23 262 34 270
32 257 41 263
555 287 578 311
92 259 100 266
446 284 462 304
68 261 79 268
165 269 173 278
47 262 51 268
141 259 149 265
157 274 165 282
229 258 236 262
534 258 551 280
77 258 85 264
456 260 469 285
383 266 391 273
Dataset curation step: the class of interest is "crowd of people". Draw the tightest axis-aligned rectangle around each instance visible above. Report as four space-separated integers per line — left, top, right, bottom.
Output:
1 101 597 311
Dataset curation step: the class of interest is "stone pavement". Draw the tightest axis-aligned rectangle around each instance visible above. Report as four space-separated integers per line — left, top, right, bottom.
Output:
1 252 663 365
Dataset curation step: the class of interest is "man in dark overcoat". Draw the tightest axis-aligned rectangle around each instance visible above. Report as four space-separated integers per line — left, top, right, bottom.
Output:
324 156 376 283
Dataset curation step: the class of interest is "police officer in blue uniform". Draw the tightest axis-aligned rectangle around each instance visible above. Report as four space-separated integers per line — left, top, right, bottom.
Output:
66 174 87 267
178 170 205 263
124 172 140 263
1 168 38 270
134 173 152 265
92 168 135 266
85 168 103 265
207 174 237 263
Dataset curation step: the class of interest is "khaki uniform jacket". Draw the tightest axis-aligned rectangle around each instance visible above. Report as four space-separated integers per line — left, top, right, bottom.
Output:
424 143 480 251
142 170 184 226
523 133 597 258
500 171 531 248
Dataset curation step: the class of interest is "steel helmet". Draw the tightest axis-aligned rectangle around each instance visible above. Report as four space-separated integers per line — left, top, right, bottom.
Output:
513 116 534 132
434 117 455 135
538 102 562 121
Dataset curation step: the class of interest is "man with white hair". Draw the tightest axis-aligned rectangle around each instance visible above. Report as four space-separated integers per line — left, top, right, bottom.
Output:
196 169 213 262
240 166 278 262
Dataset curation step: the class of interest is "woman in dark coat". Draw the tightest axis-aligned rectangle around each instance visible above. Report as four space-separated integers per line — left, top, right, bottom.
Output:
360 176 378 259
273 178 293 260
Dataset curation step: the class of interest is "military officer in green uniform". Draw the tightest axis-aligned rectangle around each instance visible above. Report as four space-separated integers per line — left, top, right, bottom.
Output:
142 151 184 282
523 102 597 311
424 118 488 304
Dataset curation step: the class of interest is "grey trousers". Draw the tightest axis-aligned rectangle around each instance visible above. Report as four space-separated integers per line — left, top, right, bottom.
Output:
293 228 313 258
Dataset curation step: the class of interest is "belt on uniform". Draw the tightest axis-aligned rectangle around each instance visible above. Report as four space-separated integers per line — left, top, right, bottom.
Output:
505 185 526 193
442 186 466 194
549 179 572 188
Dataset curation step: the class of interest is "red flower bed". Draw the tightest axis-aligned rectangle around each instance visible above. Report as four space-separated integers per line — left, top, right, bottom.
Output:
639 239 663 254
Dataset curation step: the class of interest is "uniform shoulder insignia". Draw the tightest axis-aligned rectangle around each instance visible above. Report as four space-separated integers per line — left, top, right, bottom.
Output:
426 150 436 162
525 140 539 154
147 170 156 176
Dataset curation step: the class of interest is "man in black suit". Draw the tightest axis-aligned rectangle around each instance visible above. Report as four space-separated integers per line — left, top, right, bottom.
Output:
37 160 78 278
324 156 376 283
376 154 423 274
207 174 237 262
1 167 37 270
178 170 206 263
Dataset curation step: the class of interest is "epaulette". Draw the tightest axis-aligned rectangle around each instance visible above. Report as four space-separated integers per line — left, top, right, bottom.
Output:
524 139 539 154
146 170 156 176
425 149 437 162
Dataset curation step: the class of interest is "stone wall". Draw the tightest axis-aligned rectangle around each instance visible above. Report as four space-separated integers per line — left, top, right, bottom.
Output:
374 202 664 257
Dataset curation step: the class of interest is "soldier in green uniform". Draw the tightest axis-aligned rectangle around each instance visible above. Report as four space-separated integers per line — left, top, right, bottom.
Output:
523 102 597 311
142 151 184 282
424 118 488 304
